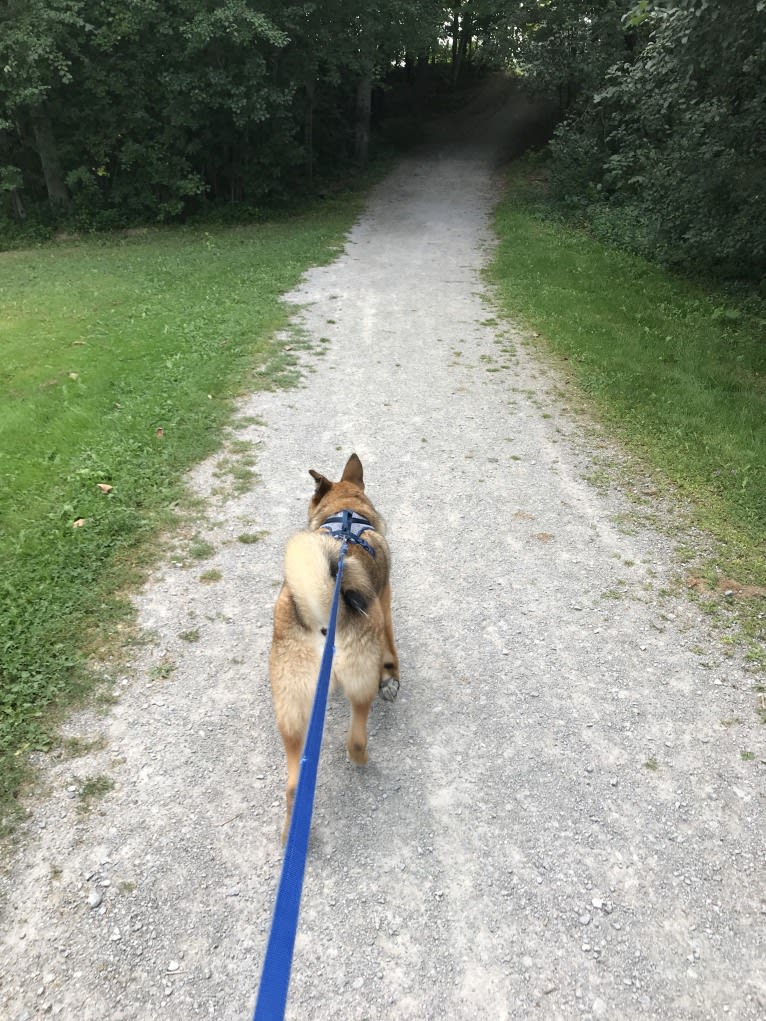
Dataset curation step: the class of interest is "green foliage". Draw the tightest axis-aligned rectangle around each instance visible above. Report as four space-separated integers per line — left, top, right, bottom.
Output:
532 0 766 280
0 0 446 230
439 1 524 76
0 0 86 113
516 1 632 110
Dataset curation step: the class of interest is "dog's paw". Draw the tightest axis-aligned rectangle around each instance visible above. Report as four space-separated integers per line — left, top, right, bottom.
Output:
347 740 368 765
378 676 400 702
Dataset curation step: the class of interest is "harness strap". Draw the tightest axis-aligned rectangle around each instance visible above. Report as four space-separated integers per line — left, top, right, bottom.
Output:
320 509 376 558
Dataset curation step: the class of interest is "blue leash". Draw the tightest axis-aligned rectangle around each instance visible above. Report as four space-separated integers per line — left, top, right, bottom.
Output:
252 540 348 1021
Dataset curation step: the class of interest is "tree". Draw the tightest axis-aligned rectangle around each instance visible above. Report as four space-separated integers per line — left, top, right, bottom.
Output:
547 0 766 277
516 1 634 113
444 1 518 87
0 0 88 206
0 0 448 225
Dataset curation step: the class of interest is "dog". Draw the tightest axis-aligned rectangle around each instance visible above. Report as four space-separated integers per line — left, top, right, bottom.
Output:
269 453 399 841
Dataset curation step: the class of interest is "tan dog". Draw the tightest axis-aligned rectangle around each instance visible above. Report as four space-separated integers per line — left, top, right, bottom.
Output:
269 453 399 840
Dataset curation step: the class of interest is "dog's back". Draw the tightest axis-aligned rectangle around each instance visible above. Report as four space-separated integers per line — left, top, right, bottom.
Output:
284 530 382 633
268 454 400 841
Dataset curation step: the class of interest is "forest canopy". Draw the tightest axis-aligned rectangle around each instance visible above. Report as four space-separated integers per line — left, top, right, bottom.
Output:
1 0 763 280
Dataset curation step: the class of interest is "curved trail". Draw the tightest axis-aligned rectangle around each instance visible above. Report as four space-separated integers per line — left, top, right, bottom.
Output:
1 101 764 1020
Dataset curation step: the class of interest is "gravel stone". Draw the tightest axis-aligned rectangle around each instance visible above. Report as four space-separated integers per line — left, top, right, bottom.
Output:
1 80 764 1021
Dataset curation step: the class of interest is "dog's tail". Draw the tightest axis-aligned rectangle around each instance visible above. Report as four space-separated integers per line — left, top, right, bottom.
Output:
284 531 375 631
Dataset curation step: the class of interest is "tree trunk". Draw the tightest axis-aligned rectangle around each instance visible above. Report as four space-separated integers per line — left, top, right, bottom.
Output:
354 74 372 169
30 106 68 205
450 14 460 89
11 188 25 218
413 52 430 114
405 52 415 87
304 79 315 188
459 16 472 68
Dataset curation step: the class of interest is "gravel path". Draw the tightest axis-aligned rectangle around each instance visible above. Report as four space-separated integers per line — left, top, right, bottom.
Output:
1 95 764 1021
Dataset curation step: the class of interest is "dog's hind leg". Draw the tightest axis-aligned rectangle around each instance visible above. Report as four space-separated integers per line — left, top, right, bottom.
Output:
347 698 373 764
279 731 302 844
269 601 319 842
378 582 400 702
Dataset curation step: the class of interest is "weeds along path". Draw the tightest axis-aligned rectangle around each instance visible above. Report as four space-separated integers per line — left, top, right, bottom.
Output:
2 101 765 1020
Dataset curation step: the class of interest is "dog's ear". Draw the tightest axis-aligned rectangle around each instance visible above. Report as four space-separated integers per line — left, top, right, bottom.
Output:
341 453 364 488
309 468 332 502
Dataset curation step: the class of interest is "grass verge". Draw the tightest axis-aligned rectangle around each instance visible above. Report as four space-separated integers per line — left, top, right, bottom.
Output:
489 160 766 658
0 188 370 832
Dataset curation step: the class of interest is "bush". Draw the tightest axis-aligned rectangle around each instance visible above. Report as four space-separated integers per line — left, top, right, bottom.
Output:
542 0 766 281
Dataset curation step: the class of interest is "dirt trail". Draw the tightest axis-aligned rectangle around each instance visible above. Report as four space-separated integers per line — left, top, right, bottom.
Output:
1 88 764 1021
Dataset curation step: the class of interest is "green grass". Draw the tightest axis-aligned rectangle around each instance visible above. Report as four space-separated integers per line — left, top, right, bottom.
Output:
489 163 766 600
237 530 267 544
77 774 115 812
188 538 216 560
0 195 366 831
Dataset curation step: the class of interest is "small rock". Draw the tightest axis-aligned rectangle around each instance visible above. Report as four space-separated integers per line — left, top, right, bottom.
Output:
352 977 364 990
88 889 103 909
579 913 591 926
167 960 180 973
592 897 603 910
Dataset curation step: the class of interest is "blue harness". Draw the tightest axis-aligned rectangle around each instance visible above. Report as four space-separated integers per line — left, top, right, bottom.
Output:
320 509 376 558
